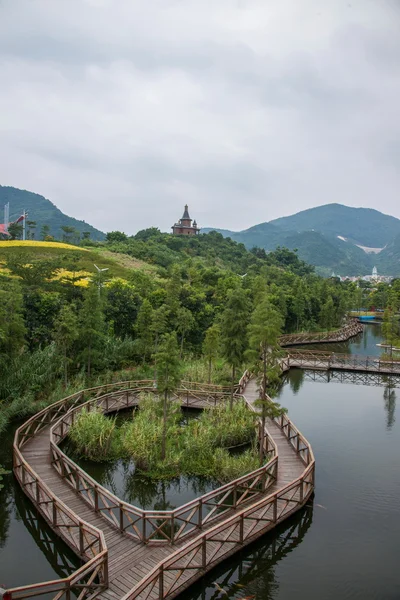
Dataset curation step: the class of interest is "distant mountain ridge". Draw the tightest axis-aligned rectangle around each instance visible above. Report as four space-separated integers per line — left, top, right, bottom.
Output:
203 204 400 276
0 186 105 241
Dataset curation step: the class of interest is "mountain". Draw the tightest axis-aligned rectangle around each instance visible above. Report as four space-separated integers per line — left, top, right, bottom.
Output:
269 204 400 248
0 186 105 241
204 204 400 276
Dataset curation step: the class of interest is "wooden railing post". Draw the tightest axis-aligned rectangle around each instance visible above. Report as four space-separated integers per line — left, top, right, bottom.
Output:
142 515 147 543
273 495 277 523
120 504 124 532
94 486 99 511
198 499 203 530
239 513 244 544
53 499 57 526
79 525 85 555
159 565 164 600
299 478 304 503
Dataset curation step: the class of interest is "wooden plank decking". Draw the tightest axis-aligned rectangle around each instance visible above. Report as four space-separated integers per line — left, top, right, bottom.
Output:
8 380 314 600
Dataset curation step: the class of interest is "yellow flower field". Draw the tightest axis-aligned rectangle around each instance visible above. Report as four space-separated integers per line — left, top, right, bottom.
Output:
0 241 88 250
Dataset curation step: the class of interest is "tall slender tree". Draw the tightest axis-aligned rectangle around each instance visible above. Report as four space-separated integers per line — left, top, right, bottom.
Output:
220 288 250 408
156 333 181 460
136 298 154 364
176 307 195 358
54 304 79 386
247 297 286 464
203 323 221 384
78 285 105 376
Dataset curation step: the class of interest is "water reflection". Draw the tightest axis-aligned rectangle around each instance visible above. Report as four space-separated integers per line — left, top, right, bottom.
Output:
383 384 396 430
180 503 314 600
14 493 81 579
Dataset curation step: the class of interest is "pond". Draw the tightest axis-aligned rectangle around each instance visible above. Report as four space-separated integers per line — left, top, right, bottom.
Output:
180 323 400 600
2 323 400 599
0 423 81 590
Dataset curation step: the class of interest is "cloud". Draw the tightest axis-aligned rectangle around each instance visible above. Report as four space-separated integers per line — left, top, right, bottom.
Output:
0 0 400 234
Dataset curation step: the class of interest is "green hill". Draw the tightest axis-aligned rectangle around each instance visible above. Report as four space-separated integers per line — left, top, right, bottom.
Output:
0 186 105 241
204 203 400 276
269 203 400 248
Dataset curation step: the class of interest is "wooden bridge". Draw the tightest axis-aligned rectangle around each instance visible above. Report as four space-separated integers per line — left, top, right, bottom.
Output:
7 377 314 600
282 350 400 375
279 319 363 347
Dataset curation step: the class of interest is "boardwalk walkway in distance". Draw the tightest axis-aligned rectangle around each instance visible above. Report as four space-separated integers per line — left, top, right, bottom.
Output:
8 381 315 600
283 350 400 375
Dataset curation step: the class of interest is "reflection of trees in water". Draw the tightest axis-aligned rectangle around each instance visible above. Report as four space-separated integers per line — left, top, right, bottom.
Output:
180 501 314 600
0 475 11 549
14 492 81 579
124 472 216 510
383 385 396 430
288 369 304 395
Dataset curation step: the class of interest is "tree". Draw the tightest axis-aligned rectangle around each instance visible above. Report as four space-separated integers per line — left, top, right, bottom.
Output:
82 231 91 241
8 222 23 240
320 296 334 330
382 296 400 357
41 224 50 240
104 279 141 337
220 288 250 408
176 307 195 358
151 305 169 378
27 220 37 240
54 304 79 386
61 226 76 244
106 231 128 243
0 280 26 368
156 333 181 460
247 297 286 463
136 298 154 363
202 324 221 384
78 285 105 376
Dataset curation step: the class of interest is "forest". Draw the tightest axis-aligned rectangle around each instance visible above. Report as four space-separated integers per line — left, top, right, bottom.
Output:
0 229 361 440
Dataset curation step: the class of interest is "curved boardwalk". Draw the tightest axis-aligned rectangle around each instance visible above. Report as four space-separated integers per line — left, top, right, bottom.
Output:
8 380 314 600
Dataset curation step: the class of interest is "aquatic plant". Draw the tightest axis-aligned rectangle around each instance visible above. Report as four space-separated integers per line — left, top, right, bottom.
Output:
69 408 120 461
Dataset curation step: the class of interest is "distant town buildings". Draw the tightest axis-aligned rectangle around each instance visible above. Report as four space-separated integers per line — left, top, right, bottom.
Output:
337 266 393 284
172 205 200 236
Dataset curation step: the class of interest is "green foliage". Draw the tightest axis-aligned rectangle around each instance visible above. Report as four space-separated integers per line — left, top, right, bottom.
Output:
119 397 258 481
0 279 26 366
53 303 79 386
7 222 23 240
78 285 105 376
105 279 141 337
202 324 221 384
69 408 120 461
220 288 250 404
0 464 10 490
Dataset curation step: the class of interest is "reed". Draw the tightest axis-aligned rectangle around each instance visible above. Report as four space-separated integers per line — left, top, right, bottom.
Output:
69 408 120 461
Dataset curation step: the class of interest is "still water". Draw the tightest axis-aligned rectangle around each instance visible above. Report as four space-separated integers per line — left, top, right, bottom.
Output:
2 324 400 598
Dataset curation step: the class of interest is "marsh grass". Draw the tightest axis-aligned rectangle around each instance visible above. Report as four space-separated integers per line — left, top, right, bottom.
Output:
69 408 120 461
69 394 259 481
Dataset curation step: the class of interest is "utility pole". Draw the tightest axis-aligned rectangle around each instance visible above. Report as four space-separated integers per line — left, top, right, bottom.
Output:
22 210 27 241
4 203 9 233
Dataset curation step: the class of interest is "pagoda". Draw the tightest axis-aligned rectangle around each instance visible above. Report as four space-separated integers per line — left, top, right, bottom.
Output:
172 205 200 236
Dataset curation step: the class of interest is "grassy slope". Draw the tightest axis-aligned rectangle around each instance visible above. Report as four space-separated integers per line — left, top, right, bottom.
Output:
0 241 156 279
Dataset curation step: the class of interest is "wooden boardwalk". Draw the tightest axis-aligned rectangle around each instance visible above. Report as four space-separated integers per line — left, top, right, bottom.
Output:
283 350 400 375
8 379 314 600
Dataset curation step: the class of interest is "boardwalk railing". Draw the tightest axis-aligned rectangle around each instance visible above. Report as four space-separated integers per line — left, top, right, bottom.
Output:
285 349 400 374
279 319 363 347
120 409 315 600
49 383 278 545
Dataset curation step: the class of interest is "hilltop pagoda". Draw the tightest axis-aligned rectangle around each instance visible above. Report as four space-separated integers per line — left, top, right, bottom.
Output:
172 205 200 236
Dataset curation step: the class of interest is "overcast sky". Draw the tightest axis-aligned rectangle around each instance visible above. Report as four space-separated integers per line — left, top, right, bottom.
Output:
0 0 399 234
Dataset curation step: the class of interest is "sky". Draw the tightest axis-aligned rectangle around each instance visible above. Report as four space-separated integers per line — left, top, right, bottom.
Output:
0 0 399 235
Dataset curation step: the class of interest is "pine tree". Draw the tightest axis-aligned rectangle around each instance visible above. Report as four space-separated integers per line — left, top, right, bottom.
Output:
176 307 195 358
0 280 26 369
156 333 181 460
203 324 221 384
151 305 169 378
54 304 79 386
220 288 250 408
136 298 154 364
247 296 286 463
78 285 105 377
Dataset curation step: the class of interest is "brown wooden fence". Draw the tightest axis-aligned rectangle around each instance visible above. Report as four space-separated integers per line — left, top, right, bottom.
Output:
279 319 363 347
